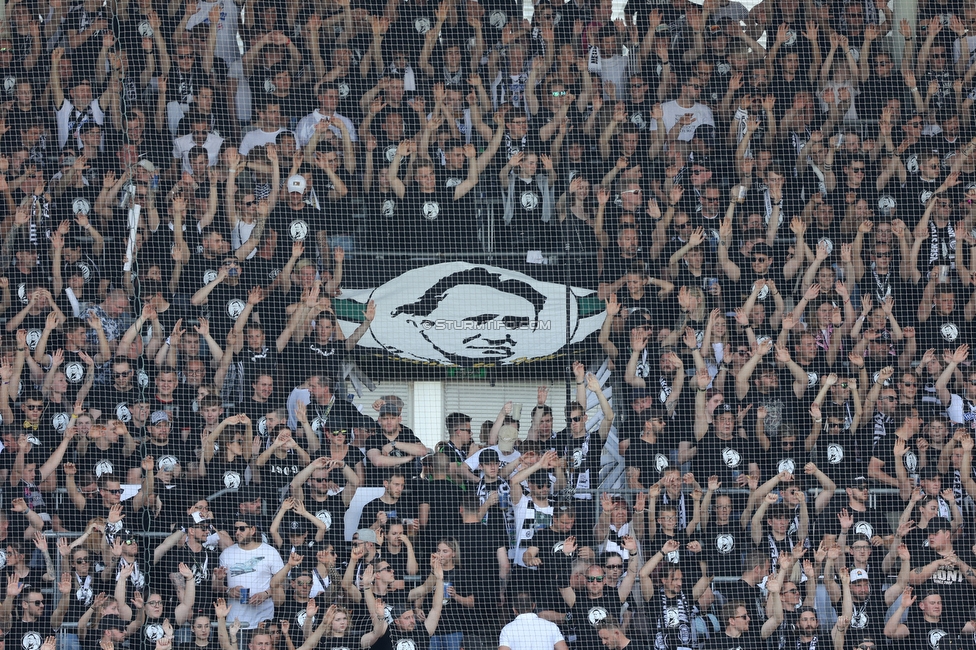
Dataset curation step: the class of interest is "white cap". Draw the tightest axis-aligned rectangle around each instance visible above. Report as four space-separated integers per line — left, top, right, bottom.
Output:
287 174 307 194
849 568 869 582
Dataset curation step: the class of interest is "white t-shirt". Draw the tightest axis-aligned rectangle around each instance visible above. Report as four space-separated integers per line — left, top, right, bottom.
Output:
499 613 564 650
173 132 224 174
220 542 284 627
186 0 242 65
295 110 358 147
660 100 715 141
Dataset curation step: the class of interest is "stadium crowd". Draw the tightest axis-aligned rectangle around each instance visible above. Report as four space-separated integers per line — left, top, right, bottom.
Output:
2 0 976 648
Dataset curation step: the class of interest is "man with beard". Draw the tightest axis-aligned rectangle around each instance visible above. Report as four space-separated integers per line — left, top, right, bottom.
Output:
216 515 284 629
153 515 220 615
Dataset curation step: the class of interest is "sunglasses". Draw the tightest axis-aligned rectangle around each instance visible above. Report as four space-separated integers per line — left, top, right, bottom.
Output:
570 415 584 423
235 525 252 531
103 489 123 495
75 557 89 564
880 395 897 402
586 575 605 582
551 91 567 97
605 563 623 569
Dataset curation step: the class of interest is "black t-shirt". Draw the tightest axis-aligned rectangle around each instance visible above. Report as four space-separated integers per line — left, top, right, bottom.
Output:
816 503 890 542
812 428 870 486
693 434 756 488
284 339 345 397
362 429 424 487
163 541 220 613
625 437 672 487
8 617 55 650
77 441 135 481
398 185 460 255
702 521 748 579
906 612 957 650
415 477 464 555
360 496 418 530
569 591 620 649
913 546 976 627
197 281 250 342
369 625 429 650
871 433 920 485
703 630 761 650
919 309 972 353
847 593 890 641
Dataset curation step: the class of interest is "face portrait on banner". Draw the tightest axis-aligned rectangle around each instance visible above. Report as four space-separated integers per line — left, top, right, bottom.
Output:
337 264 605 366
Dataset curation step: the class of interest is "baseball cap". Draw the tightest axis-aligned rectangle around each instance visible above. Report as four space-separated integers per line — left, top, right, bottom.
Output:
630 387 652 402
100 614 127 632
287 174 307 194
479 448 500 464
847 476 868 489
497 424 519 453
150 411 170 425
849 568 869 582
234 515 259 529
378 403 400 417
236 486 263 504
286 518 309 535
137 159 158 173
378 395 405 412
355 528 378 544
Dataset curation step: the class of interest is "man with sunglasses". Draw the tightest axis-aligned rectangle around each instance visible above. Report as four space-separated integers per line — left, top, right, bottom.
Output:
820 476 890 550
550 371 614 543
154 514 220 614
217 515 284 629
557 561 636 650
291 456 359 536
5 584 69 650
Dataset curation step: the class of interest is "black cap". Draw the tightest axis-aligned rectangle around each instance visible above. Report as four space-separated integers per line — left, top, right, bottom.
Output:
928 517 952 533
286 518 309 535
234 515 260 529
846 475 868 489
630 387 653 401
100 614 127 631
479 448 500 464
